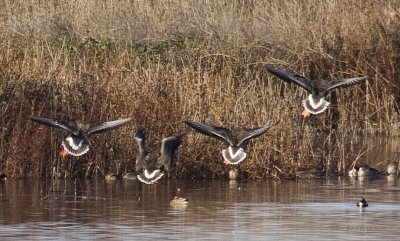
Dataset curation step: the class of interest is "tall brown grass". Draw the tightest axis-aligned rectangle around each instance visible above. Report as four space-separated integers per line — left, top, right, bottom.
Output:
0 0 399 179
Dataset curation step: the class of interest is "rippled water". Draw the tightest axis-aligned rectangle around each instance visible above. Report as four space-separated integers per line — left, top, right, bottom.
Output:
1 177 400 240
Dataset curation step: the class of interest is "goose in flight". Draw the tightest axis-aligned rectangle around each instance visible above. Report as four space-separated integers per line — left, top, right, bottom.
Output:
267 67 368 117
134 128 187 184
184 120 277 165
31 117 132 157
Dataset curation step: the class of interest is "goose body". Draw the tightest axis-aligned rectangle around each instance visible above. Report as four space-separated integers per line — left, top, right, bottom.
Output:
134 128 186 184
267 67 368 116
31 117 132 157
184 120 277 165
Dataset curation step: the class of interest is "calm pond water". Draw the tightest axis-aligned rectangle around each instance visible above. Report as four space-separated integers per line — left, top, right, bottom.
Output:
1 177 400 240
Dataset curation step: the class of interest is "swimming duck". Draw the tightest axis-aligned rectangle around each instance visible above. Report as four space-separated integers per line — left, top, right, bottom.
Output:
387 161 398 176
356 197 368 207
348 166 359 178
267 67 368 117
134 128 187 184
170 196 189 208
122 172 139 180
0 173 7 181
105 173 120 181
31 117 132 157
358 166 382 180
184 120 277 165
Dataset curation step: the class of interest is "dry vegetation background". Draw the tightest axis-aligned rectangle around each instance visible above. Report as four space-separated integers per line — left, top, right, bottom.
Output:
0 0 399 179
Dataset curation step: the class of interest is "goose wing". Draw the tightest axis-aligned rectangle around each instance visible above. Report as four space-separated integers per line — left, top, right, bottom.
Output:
133 128 148 172
184 120 233 146
267 67 313 93
237 121 279 146
31 117 76 134
159 131 187 171
325 77 368 92
87 118 132 135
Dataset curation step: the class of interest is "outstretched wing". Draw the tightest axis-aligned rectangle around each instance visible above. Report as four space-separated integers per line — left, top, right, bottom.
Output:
326 77 368 92
267 67 313 93
88 118 132 135
31 117 75 133
134 128 146 146
184 120 233 145
159 131 187 171
134 128 148 172
237 121 279 146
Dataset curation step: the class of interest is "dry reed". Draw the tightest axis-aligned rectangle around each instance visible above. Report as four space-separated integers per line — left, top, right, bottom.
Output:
0 0 399 179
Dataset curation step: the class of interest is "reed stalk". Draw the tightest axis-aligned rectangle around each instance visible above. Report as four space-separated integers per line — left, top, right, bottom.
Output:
0 0 399 178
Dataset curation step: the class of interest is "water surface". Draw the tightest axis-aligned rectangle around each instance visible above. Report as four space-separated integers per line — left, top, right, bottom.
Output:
1 177 400 240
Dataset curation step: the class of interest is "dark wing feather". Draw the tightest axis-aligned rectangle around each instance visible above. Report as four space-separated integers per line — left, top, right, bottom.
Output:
31 117 75 133
134 128 146 146
267 67 313 93
326 77 368 92
237 121 279 146
87 118 132 135
184 120 233 145
159 131 187 171
134 128 148 172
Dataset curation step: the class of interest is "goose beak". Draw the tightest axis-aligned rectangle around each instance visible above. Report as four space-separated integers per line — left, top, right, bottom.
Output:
301 109 311 118
59 149 69 158
223 159 230 165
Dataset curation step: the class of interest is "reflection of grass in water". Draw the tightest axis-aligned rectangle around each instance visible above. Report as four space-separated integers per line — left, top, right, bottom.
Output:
0 0 399 179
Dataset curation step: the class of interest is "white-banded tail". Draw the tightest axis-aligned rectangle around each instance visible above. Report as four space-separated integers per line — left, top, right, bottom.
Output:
221 146 247 165
61 140 89 156
302 95 330 115
137 169 164 184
